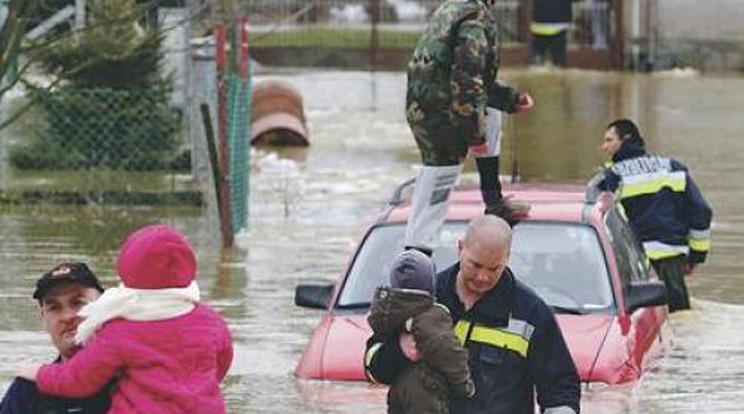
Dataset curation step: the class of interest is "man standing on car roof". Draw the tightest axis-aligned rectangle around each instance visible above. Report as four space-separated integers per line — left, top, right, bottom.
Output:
365 215 581 414
404 0 534 254
600 118 713 312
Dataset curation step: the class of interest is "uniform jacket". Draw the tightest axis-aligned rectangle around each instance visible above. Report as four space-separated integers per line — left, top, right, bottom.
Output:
406 0 519 161
0 357 111 414
531 0 573 24
365 264 581 414
368 287 474 414
601 139 712 263
36 303 233 414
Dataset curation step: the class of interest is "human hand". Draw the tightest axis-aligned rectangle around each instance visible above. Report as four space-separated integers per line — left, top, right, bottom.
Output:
684 262 697 276
470 142 488 156
16 363 42 381
399 333 421 362
513 93 534 114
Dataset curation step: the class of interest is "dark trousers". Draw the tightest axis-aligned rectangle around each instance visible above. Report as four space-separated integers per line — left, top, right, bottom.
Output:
651 255 690 312
531 31 568 67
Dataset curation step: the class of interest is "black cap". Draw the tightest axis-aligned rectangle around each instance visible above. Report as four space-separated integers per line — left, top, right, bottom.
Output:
33 262 105 303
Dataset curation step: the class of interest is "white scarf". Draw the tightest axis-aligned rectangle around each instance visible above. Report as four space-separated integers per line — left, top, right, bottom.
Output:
75 281 200 345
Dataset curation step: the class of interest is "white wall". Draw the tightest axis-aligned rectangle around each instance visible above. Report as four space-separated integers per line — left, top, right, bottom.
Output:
659 0 744 41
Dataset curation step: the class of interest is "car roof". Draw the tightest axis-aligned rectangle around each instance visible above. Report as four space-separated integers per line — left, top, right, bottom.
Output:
385 181 608 225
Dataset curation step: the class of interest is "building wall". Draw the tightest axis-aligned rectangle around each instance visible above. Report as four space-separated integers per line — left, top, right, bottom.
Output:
659 0 744 41
657 0 744 71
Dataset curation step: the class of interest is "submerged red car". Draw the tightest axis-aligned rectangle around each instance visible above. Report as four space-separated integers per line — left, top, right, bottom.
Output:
295 179 671 387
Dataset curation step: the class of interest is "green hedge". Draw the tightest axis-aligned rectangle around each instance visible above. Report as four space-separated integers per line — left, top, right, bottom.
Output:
11 87 182 171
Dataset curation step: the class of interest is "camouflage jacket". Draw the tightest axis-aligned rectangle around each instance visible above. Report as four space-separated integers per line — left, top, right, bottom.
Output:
406 0 520 147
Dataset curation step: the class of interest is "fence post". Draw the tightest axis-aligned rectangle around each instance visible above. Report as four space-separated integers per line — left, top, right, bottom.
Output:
214 20 234 248
200 103 228 245
611 0 625 69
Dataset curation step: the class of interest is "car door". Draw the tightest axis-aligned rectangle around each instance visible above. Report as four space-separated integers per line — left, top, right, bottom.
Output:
604 205 667 370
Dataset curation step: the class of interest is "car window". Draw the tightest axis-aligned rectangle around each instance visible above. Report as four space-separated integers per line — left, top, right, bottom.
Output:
510 223 615 313
336 221 615 314
604 205 650 285
336 222 466 309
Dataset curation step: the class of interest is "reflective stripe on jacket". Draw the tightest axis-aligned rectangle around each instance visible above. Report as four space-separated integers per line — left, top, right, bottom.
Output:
364 264 581 414
436 264 580 414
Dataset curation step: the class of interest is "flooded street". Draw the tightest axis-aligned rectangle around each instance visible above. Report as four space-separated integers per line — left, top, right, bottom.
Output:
2 68 744 413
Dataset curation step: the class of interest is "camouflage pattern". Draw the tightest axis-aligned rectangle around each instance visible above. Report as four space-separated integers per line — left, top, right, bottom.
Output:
406 0 520 166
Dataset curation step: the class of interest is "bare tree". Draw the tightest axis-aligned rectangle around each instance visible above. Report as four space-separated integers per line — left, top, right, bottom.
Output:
0 0 38 107
0 0 188 131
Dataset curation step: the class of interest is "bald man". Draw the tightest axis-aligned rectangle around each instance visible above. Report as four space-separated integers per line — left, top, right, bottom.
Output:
365 216 581 414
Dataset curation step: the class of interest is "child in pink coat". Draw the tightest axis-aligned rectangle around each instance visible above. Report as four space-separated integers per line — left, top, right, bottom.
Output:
18 224 234 413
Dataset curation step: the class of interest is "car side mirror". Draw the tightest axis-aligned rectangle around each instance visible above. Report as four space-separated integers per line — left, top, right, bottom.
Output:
295 282 335 310
626 280 667 314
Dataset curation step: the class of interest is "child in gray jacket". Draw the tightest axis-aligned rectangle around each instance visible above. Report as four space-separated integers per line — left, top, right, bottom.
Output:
368 250 474 414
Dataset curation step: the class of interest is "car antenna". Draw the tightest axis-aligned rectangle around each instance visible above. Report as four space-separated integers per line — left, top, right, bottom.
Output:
509 114 520 184
496 8 519 186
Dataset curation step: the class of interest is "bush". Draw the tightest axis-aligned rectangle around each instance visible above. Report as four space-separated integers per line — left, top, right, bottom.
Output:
12 0 183 171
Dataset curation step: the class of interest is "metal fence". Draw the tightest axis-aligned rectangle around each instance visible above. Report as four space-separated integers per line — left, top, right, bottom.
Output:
245 0 525 47
243 0 611 49
10 88 184 171
0 87 203 207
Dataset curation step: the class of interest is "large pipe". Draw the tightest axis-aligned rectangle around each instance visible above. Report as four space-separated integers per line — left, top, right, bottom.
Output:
251 80 309 146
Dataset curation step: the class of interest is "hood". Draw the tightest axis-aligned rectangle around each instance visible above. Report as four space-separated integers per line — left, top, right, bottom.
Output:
556 314 614 382
295 313 371 380
558 314 646 385
612 138 646 163
368 287 434 335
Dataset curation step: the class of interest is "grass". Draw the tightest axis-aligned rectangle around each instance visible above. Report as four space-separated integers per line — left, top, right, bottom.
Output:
250 27 421 49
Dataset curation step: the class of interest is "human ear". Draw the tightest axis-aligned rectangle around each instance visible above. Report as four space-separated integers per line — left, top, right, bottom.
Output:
39 308 49 332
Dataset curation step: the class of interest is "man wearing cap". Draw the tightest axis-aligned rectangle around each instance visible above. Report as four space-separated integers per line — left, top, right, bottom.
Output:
0 262 112 414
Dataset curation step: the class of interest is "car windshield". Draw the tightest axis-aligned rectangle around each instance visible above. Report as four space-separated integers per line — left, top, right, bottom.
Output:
336 221 615 314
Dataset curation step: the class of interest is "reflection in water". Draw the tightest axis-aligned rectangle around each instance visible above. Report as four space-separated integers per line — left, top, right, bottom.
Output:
1 69 744 413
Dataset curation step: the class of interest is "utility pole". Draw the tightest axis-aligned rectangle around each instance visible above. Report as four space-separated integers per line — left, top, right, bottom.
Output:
75 0 85 29
645 0 659 70
369 0 380 69
369 0 381 110
611 0 625 69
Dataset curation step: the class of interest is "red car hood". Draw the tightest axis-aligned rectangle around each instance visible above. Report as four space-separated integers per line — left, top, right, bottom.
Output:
295 313 371 381
296 313 628 383
556 314 615 382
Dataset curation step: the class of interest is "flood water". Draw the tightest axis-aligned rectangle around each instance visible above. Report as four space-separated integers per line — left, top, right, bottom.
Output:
1 67 744 413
